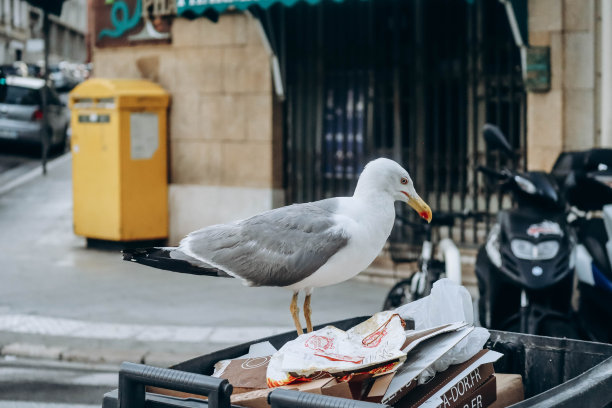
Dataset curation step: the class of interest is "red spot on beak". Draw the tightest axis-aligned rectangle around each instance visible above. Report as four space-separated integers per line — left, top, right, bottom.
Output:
419 211 429 220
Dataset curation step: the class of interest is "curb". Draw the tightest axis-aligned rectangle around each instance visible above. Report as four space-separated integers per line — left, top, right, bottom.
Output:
0 342 203 368
0 152 71 196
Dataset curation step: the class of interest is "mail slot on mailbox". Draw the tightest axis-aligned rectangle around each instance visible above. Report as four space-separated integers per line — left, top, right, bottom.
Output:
69 79 170 242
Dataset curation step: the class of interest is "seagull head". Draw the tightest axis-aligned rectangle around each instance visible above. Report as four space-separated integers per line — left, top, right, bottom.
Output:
356 158 432 223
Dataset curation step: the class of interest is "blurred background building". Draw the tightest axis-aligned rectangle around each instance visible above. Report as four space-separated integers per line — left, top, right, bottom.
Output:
90 0 608 248
0 0 30 65
0 0 86 65
26 0 87 64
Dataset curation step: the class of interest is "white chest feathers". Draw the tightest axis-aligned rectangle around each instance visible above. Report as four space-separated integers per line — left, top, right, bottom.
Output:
286 196 395 291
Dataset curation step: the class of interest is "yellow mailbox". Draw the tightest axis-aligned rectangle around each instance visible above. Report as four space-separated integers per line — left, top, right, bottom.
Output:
69 79 169 242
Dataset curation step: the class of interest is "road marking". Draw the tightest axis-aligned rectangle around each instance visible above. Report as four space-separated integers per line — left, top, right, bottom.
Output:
0 367 117 387
70 373 117 386
0 403 98 408
0 356 118 372
0 314 290 344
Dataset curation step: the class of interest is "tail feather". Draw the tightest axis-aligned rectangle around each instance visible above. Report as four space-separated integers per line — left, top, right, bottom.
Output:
122 247 232 278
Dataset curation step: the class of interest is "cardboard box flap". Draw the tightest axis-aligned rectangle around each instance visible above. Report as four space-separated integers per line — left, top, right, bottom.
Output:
230 377 353 408
437 375 497 408
418 350 503 408
489 374 524 408
364 372 396 403
395 349 490 407
219 356 271 389
383 326 474 405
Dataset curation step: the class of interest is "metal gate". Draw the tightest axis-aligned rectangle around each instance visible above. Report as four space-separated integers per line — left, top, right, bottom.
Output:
268 0 526 246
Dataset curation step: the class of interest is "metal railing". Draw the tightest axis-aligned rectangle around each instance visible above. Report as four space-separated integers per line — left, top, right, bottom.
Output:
270 0 526 246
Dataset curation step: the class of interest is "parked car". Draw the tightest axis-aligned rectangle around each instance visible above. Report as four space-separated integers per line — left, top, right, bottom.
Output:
0 62 43 79
26 63 42 78
49 62 82 92
0 76 70 153
0 62 27 77
48 64 70 92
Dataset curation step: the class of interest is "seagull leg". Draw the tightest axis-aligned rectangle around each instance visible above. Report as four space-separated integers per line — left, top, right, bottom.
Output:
290 291 304 335
304 289 313 333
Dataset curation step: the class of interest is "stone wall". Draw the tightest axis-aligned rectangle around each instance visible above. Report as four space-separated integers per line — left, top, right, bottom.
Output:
93 13 280 243
527 0 599 171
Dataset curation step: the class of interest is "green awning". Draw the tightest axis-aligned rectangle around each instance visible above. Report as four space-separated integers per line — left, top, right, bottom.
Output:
177 0 354 18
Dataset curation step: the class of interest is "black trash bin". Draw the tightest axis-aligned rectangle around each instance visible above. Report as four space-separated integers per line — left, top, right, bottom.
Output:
102 316 612 408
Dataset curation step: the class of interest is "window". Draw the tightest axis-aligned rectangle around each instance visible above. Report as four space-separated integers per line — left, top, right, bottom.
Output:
1 86 42 105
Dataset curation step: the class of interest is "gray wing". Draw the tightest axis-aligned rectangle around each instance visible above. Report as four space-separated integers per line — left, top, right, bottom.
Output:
178 198 350 287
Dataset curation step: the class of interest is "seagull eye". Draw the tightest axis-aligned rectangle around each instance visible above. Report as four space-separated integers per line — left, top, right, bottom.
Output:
400 177 408 185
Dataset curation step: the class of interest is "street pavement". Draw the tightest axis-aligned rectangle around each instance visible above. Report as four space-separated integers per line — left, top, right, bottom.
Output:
0 154 391 368
0 357 116 407
0 147 46 195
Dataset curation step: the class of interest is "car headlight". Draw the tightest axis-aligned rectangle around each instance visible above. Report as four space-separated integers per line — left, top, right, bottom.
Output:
510 239 560 260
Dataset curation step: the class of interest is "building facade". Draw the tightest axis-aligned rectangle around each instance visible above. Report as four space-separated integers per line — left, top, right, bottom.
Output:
527 0 610 170
27 0 88 64
94 10 279 244
91 0 610 245
0 0 29 64
0 0 87 66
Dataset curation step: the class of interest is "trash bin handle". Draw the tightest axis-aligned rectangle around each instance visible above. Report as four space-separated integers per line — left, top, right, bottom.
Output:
118 362 232 408
268 389 390 408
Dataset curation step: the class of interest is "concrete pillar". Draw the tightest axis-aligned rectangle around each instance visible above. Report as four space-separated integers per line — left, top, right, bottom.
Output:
526 0 599 170
527 0 564 170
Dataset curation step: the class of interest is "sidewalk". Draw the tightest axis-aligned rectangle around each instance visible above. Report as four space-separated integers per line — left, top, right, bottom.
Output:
0 155 390 367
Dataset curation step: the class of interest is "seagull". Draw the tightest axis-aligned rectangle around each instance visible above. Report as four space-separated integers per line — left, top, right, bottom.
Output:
123 158 432 335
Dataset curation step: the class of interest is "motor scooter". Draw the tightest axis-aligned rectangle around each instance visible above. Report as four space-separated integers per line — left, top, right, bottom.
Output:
476 124 578 337
552 148 612 342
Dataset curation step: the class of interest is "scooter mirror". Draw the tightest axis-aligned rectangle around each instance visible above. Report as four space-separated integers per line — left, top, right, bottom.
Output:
483 124 515 159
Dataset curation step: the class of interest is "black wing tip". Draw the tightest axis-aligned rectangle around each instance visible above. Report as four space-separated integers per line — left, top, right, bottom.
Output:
121 246 230 278
121 247 161 261
122 250 137 261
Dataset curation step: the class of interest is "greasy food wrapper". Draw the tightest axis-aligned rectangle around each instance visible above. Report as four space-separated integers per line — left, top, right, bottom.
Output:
266 311 407 387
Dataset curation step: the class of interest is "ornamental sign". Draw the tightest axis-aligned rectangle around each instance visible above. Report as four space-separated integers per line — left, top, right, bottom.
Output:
94 0 176 47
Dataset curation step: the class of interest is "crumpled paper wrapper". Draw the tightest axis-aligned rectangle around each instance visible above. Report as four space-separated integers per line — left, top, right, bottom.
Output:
267 311 407 387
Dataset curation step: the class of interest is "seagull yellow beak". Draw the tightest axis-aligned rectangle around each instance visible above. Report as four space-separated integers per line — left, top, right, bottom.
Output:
402 192 432 223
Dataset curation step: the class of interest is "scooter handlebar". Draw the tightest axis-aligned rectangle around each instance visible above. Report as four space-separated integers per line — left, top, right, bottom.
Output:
477 165 508 180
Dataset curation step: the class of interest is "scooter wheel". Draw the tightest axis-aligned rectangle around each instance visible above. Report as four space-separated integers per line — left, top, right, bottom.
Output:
382 276 417 310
